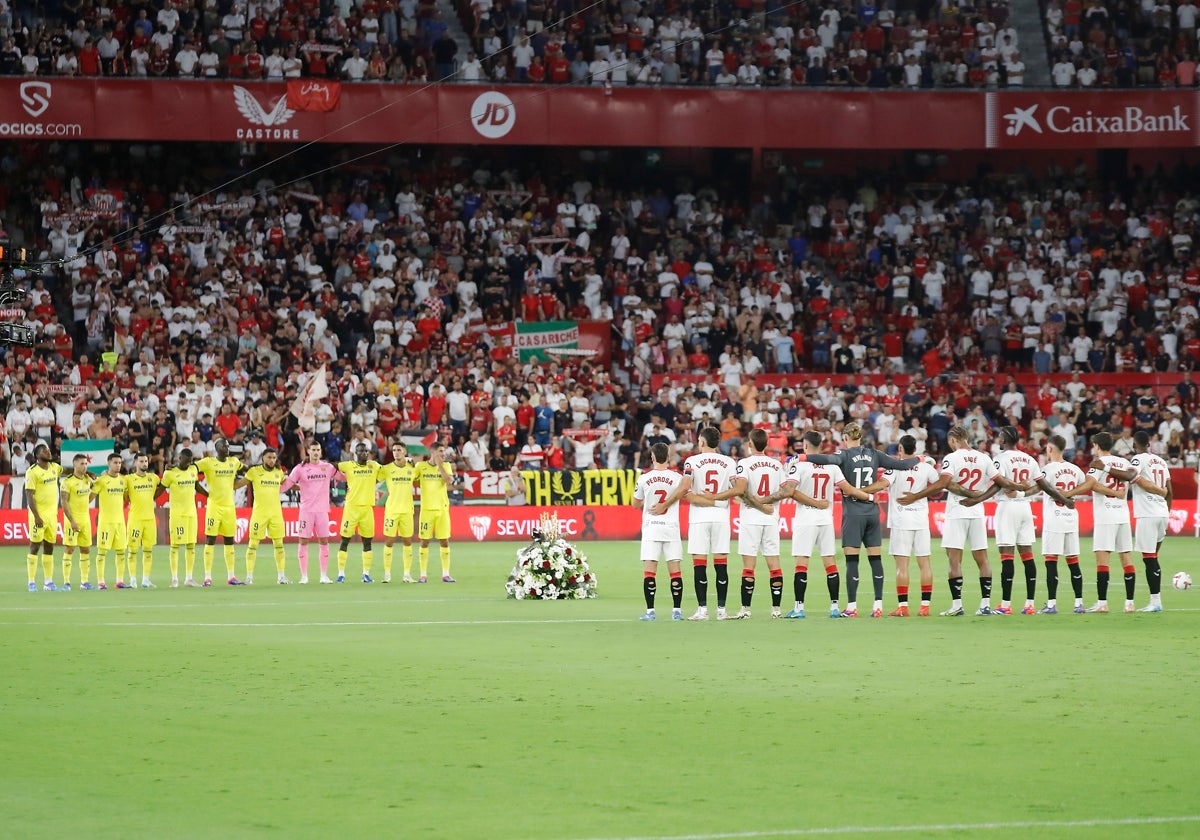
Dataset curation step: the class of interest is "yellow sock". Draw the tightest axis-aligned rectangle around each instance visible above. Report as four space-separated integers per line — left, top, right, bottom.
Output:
81 554 91 585
142 548 153 580
246 541 259 577
362 550 372 575
403 544 413 575
274 542 286 574
337 550 348 575
27 553 37 583
62 554 72 587
383 545 393 575
224 544 236 578
441 546 450 578
170 547 179 580
203 544 214 578
42 553 53 584
116 551 127 582
419 546 429 577
96 552 107 585
185 545 196 579
126 548 137 582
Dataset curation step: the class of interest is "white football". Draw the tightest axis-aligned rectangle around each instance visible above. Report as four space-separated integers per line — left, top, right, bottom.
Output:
1173 572 1193 591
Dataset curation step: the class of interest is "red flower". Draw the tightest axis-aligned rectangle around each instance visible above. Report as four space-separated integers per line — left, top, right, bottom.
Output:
568 576 577 584
583 574 591 581
565 548 573 557
542 561 552 569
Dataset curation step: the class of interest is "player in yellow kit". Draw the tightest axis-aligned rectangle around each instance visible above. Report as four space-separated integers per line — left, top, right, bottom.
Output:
24 443 64 592
237 448 289 585
337 443 383 583
197 438 246 586
379 440 417 583
415 446 456 583
162 449 206 588
60 454 95 591
125 453 161 589
93 453 129 590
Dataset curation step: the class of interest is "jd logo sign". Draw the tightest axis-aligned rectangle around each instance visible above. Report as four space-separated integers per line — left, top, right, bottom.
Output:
470 91 515 139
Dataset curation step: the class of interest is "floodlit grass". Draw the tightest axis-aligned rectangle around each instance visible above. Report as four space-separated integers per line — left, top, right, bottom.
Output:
1 539 1198 840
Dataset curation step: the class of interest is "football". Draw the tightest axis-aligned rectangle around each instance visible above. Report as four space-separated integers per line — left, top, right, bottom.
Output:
1173 572 1193 591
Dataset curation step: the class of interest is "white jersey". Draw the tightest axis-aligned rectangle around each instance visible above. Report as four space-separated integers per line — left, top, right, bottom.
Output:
633 468 685 540
882 457 940 530
992 448 1044 506
1087 454 1132 526
786 459 846 527
1129 451 1170 518
735 454 785 526
940 447 997 520
1041 460 1085 533
682 451 737 524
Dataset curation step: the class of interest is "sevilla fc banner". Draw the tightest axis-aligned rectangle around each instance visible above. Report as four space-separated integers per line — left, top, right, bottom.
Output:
4 79 1199 149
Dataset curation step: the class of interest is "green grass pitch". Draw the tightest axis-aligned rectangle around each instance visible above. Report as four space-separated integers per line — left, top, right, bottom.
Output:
1 538 1198 840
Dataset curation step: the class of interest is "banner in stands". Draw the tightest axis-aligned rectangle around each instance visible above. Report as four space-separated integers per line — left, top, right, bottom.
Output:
515 321 583 363
4 80 1197 149
1 502 1197 545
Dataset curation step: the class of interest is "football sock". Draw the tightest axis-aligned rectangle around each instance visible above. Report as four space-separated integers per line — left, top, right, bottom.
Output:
337 550 348 576
116 551 127 583
224 544 235 578
669 571 683 608
62 554 72 587
845 557 860 603
693 560 708 607
949 575 963 602
169 549 179 580
185 545 195 579
81 555 91 584
714 562 728 608
440 547 450 577
1143 554 1161 595
1045 557 1059 600
246 541 259 577
419 546 429 577
402 544 413 576
740 569 755 607
142 548 152 580
1096 565 1110 601
26 553 37 583
999 554 1014 602
383 545 394 575
920 585 932 605
643 571 656 609
298 544 309 577
769 572 783 608
825 563 840 602
1021 553 1037 601
96 552 107 585
362 550 373 576
1123 564 1136 601
274 541 286 573
896 585 908 605
868 556 884 601
794 563 808 603
41 553 53 584
980 575 992 600
203 544 214 578
1067 556 1083 599
318 543 329 575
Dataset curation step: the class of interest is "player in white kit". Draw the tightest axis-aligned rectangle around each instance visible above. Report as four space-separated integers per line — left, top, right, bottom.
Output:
771 430 873 619
728 428 785 619
1039 434 1087 614
1129 431 1172 612
928 426 997 615
681 426 739 620
633 442 689 621
1064 431 1138 613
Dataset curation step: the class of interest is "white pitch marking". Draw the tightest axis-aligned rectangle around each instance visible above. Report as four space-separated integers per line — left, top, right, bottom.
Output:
0 597 497 612
4 618 631 628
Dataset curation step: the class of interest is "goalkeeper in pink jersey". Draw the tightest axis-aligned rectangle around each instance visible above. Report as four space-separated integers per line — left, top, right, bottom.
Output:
281 441 341 584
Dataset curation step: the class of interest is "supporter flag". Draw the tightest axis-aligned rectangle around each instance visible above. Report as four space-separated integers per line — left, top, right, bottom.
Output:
290 365 328 430
515 321 592 362
286 80 341 112
400 430 438 457
61 439 115 475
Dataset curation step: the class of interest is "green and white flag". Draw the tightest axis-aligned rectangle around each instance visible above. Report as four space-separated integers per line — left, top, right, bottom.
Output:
515 321 590 362
61 439 115 474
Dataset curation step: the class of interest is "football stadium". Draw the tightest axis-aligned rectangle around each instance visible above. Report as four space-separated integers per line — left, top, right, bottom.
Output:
3 0 1200 836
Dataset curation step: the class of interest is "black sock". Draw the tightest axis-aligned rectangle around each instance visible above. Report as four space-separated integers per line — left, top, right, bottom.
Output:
826 566 840 602
740 572 755 608
1023 559 1037 601
846 557 860 602
714 563 728 609
949 576 963 600
643 575 656 610
769 573 783 608
1000 559 1014 601
794 568 808 603
868 556 884 601
1045 561 1059 600
1144 556 1161 595
1123 567 1136 601
670 574 683 609
1068 561 1083 599
980 576 992 599
1097 568 1110 601
693 564 708 607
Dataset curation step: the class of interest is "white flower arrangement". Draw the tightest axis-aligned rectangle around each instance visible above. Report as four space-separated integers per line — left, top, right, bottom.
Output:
505 512 598 600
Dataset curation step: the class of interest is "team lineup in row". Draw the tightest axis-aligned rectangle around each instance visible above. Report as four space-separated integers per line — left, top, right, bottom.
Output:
632 423 1173 621
22 438 458 590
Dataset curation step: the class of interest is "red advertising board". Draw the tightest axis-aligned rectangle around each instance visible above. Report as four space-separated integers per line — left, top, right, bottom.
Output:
3 79 1197 149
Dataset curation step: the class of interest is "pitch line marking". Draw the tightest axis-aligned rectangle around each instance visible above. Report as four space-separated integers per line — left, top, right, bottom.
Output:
570 814 1200 840
2 618 631 628
0 597 498 612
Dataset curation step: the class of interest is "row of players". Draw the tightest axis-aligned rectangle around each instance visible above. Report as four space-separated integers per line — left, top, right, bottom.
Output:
21 439 458 590
631 424 1172 620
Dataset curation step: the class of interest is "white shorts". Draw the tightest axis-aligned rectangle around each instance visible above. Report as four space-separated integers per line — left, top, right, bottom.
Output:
1041 529 1080 558
890 527 931 558
1093 522 1133 554
995 504 1036 546
738 522 781 558
792 522 835 559
688 519 731 557
1134 517 1167 554
641 537 683 563
942 517 989 552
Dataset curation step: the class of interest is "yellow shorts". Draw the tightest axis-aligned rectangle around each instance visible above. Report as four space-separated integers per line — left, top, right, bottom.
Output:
384 509 414 540
97 520 128 553
250 513 285 542
27 513 57 545
205 505 237 539
63 518 92 548
418 508 451 541
340 505 376 539
128 516 157 549
169 514 198 546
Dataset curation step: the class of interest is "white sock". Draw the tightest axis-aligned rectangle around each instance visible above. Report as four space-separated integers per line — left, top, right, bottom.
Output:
794 601 803 611
980 598 990 608
1151 593 1162 605
1000 600 1011 608
847 601 857 611
1075 598 1084 606
1047 599 1057 608
872 599 883 611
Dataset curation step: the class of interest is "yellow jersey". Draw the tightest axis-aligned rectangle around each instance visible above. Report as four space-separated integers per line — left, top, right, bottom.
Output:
126 472 160 520
379 461 416 514
244 466 286 516
161 465 201 513
415 461 453 511
197 456 243 508
338 460 382 508
93 473 128 522
26 462 64 516
61 473 94 522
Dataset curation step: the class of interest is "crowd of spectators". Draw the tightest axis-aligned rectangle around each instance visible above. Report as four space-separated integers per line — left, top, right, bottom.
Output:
0 0 1040 88
3 140 1200 487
